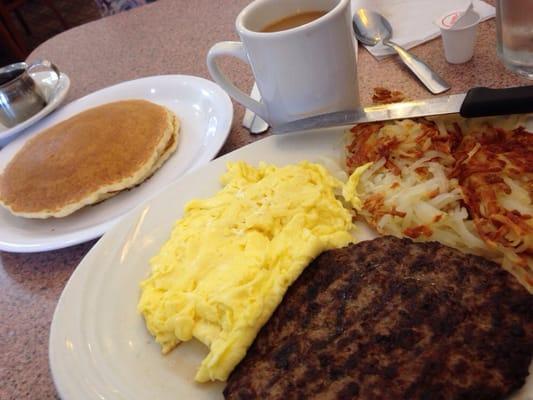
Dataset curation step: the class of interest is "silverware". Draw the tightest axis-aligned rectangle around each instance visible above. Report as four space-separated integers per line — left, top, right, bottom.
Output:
0 60 60 128
242 82 269 134
353 9 451 95
272 86 533 134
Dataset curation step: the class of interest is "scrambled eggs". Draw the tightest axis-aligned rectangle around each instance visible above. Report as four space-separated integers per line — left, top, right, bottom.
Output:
342 162 373 211
138 161 355 382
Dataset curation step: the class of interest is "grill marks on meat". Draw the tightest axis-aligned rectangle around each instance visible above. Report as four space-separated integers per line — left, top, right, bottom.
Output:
224 237 533 400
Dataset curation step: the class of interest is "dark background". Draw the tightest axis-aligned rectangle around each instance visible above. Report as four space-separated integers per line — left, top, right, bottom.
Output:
1 0 100 66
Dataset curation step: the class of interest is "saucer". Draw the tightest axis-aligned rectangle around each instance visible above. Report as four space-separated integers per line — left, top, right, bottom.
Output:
0 70 70 147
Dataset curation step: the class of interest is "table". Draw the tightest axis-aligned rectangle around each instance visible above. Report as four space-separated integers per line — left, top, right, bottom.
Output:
1 0 529 398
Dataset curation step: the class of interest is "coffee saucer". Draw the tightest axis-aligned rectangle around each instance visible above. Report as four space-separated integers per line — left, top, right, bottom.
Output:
0 70 70 147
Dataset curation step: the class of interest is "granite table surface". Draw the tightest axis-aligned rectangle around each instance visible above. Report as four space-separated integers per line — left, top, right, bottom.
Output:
1 0 530 398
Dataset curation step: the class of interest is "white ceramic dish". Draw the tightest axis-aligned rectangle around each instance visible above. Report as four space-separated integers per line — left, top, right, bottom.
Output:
0 70 70 147
0 75 232 252
49 130 532 400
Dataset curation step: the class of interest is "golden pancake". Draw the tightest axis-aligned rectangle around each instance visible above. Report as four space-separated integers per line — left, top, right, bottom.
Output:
96 120 179 202
0 100 180 218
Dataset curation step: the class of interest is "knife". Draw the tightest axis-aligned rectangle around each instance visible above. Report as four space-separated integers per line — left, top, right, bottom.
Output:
272 86 533 134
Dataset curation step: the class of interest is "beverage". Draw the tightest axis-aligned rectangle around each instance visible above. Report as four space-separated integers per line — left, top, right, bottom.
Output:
496 0 533 79
261 11 327 33
207 0 359 126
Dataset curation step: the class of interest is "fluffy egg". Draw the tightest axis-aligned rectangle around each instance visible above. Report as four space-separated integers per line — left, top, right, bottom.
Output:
138 161 355 382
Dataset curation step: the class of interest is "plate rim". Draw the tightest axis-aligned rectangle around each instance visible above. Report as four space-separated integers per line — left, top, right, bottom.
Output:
0 74 233 253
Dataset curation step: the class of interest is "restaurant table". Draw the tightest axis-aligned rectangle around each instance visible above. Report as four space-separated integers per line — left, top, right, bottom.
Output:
1 0 530 398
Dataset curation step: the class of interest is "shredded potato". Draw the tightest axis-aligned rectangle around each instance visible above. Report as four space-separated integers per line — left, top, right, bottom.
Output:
345 115 533 293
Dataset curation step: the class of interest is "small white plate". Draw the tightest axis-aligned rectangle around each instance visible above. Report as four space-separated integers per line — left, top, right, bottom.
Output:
0 70 70 147
0 75 233 252
48 129 533 400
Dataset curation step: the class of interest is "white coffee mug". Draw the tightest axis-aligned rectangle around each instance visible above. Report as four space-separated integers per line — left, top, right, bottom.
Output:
207 0 359 127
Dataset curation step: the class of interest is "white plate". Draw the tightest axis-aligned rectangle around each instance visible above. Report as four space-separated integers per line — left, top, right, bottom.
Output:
0 70 70 147
49 130 532 400
0 75 233 252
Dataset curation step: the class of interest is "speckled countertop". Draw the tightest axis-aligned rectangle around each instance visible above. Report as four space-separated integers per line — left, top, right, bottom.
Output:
0 0 530 398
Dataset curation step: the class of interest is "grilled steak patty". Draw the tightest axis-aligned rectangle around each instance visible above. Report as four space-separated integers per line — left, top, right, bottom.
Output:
224 236 533 400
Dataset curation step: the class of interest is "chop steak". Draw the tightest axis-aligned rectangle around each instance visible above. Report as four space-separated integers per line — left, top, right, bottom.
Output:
224 236 533 400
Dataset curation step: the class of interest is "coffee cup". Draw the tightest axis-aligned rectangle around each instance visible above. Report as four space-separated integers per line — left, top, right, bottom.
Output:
0 60 60 128
207 0 359 127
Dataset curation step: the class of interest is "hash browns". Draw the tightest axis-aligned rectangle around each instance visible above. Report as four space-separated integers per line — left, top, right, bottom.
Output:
345 117 533 292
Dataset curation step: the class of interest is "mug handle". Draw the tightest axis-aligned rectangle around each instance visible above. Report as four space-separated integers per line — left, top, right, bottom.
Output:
207 41 268 121
27 59 61 95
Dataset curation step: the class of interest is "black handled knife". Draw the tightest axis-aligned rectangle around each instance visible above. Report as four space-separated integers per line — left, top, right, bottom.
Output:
272 86 533 134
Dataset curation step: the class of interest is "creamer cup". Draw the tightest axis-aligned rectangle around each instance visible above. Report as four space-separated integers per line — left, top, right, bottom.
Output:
437 9 480 64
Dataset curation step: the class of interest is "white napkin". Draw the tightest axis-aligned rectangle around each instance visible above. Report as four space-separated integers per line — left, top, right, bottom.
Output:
351 0 495 59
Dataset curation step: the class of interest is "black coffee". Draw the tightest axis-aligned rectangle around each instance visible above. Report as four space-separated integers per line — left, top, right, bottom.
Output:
0 68 24 86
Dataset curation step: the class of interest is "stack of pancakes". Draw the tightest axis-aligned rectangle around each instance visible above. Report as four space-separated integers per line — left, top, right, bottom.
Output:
0 100 180 218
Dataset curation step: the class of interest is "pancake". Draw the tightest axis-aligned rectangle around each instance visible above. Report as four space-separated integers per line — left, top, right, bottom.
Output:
0 100 180 218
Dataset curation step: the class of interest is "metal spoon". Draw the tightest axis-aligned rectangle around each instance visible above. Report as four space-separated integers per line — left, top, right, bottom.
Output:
353 8 451 94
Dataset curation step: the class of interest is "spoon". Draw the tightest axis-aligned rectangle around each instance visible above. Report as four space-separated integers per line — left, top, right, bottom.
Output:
353 8 451 94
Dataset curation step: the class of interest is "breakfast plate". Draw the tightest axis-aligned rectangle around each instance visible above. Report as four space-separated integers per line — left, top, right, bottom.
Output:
0 75 232 252
49 129 532 400
0 70 70 147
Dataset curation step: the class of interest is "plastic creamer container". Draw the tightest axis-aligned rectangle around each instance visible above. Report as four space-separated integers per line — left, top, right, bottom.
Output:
437 8 481 64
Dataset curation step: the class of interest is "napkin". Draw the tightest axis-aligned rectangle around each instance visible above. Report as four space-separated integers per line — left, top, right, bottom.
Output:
351 0 495 59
